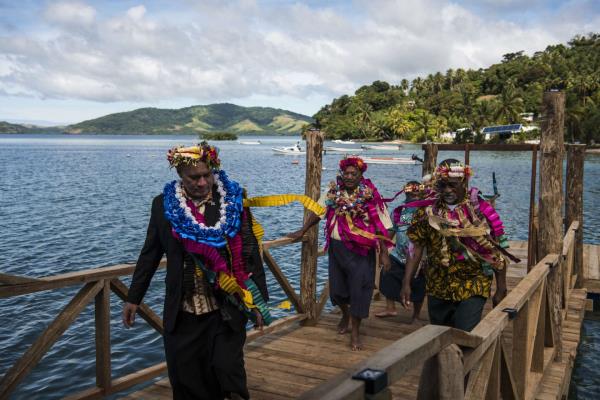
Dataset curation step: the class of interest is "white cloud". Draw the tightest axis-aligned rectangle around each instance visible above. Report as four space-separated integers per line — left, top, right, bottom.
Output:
0 0 598 118
44 1 96 28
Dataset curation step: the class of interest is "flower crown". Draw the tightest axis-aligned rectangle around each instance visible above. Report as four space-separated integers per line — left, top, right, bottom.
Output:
339 156 367 173
404 182 426 193
167 141 221 170
434 162 473 180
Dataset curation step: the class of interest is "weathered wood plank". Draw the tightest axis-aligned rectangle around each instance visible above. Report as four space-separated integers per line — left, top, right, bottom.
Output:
0 281 103 399
262 249 304 313
300 129 324 324
0 261 166 298
95 280 111 393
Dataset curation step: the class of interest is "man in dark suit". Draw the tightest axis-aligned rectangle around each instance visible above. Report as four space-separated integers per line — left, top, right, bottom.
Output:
122 142 269 400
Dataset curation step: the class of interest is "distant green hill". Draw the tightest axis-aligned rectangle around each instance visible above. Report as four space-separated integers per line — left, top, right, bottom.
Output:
64 103 312 135
0 103 312 135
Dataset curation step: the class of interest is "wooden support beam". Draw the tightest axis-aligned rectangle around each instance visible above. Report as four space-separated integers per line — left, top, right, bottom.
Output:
0 281 103 399
107 362 167 395
538 90 565 361
109 279 164 335
95 280 111 393
527 145 538 269
565 144 585 288
262 249 304 314
316 281 330 320
0 272 41 285
422 142 438 176
429 143 539 151
0 261 166 298
300 325 455 400
300 129 323 325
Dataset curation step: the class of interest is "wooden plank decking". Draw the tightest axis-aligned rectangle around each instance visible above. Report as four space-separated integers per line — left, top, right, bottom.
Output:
122 241 596 400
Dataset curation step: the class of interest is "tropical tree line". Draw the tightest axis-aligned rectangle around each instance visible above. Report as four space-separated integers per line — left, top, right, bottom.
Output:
308 33 600 144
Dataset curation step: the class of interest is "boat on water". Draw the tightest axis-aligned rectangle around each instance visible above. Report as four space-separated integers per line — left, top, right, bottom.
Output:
361 144 402 151
238 140 261 145
272 146 306 155
332 139 356 144
361 156 419 165
323 146 364 153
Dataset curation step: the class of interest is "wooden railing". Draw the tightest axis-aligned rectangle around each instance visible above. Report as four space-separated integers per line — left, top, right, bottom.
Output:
0 236 324 400
300 221 580 400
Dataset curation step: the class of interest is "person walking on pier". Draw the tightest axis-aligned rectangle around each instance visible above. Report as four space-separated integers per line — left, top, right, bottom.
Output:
375 181 426 323
288 156 393 350
400 159 519 331
122 142 270 400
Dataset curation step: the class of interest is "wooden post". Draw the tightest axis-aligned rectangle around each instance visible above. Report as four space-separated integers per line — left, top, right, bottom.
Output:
565 144 585 288
537 90 565 361
527 145 538 270
300 129 324 325
417 344 464 400
422 143 438 176
95 279 111 392
464 143 470 165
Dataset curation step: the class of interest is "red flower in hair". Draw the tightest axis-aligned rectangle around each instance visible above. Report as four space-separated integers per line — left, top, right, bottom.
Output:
339 156 367 173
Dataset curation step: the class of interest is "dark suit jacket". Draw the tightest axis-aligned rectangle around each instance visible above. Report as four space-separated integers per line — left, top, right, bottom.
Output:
127 191 268 333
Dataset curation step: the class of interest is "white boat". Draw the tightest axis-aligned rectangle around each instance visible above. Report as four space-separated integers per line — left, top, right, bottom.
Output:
272 146 306 155
361 144 402 151
361 156 419 165
332 139 355 144
238 140 261 145
324 146 364 153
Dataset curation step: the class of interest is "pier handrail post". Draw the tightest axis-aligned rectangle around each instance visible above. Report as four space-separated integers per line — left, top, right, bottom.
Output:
565 144 586 288
300 129 324 325
422 142 438 176
538 90 565 361
95 279 111 393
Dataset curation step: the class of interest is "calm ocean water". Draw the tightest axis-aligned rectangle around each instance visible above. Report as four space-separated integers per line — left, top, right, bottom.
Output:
1 134 599 399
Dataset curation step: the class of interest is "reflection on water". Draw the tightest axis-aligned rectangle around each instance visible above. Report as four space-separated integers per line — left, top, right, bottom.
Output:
1 134 599 398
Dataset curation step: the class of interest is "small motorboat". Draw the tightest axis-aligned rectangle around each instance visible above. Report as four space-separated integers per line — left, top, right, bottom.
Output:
323 146 364 153
361 156 419 165
360 144 402 151
272 146 306 155
332 139 356 144
238 140 261 145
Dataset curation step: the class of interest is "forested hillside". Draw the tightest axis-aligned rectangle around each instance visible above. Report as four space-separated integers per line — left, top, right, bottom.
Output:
311 33 600 144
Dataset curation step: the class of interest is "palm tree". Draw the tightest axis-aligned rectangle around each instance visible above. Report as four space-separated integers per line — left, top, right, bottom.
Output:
415 110 434 142
494 82 524 124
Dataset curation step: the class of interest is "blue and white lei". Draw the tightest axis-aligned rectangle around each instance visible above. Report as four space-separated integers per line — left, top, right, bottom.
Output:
163 170 244 247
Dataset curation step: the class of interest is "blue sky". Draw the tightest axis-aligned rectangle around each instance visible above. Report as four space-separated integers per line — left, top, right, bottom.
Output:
1 0 599 125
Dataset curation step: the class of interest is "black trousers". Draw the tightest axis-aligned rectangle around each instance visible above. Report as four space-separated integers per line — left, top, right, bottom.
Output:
427 295 486 332
163 310 249 400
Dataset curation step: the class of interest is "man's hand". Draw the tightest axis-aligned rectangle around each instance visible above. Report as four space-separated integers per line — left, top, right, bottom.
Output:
492 288 507 307
122 302 138 328
285 230 305 243
252 309 264 331
400 283 412 309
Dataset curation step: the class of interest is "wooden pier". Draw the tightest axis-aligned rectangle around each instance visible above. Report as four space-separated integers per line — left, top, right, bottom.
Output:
1 90 598 400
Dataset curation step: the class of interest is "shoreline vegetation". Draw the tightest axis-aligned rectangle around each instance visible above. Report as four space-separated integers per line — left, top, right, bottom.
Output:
200 132 238 140
306 33 600 146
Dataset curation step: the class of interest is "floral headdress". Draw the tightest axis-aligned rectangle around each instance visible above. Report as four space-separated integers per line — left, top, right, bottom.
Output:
339 155 367 173
434 161 473 181
167 141 221 170
404 182 426 194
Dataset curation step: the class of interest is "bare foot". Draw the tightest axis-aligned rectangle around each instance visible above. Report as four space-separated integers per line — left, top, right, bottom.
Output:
351 333 363 351
337 315 350 334
375 310 398 318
